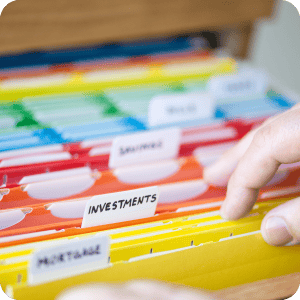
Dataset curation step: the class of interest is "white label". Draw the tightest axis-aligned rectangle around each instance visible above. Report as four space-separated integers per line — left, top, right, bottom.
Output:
148 92 215 127
81 187 159 228
28 235 110 285
109 128 180 169
208 69 269 99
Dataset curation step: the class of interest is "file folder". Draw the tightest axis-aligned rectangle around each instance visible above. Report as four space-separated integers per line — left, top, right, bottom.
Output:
5 224 300 299
0 55 235 101
0 179 299 240
0 40 299 300
0 200 293 290
0 120 253 188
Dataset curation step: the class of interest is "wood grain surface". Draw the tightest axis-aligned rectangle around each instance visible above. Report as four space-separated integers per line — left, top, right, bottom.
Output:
214 273 300 300
0 0 275 55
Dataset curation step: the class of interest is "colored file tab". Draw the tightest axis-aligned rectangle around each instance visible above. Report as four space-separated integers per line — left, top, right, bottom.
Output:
0 200 291 289
0 36 197 70
5 232 300 299
1 75 293 154
21 92 124 127
0 199 287 256
1 171 300 238
0 120 252 188
0 56 235 101
0 128 64 152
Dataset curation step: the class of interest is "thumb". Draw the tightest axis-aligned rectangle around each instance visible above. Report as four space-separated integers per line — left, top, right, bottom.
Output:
261 197 300 246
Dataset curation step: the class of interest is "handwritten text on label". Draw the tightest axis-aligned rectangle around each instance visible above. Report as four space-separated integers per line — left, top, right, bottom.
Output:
208 68 269 99
109 128 180 169
82 187 159 228
29 235 110 285
148 92 215 127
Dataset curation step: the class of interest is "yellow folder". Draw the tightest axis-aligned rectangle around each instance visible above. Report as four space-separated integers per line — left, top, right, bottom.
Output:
1 199 295 294
0 57 235 101
6 232 300 300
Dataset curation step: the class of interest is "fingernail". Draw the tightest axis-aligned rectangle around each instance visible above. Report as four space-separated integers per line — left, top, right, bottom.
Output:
264 217 293 246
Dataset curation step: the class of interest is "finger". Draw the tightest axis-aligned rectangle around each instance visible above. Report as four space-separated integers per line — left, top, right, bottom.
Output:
171 287 217 300
57 283 173 300
204 104 300 187
57 283 164 300
125 281 175 299
203 128 256 186
126 280 216 300
56 284 121 300
57 281 217 300
261 197 300 246
221 108 300 220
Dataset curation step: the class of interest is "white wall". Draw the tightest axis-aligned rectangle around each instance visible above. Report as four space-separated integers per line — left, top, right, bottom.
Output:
251 0 300 94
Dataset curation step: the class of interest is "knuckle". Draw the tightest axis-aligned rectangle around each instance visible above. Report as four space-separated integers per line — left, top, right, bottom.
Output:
252 125 274 148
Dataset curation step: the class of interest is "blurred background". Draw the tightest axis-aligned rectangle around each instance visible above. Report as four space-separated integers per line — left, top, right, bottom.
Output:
251 1 300 94
0 0 299 91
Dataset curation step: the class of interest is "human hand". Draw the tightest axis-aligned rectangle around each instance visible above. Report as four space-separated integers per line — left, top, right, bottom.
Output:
204 104 300 246
56 281 217 300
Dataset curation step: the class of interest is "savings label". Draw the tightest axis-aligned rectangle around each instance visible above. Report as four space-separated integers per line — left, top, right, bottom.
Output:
109 127 181 169
82 186 159 228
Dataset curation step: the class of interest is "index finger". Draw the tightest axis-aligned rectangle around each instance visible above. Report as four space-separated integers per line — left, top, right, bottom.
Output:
203 103 300 187
220 107 300 220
